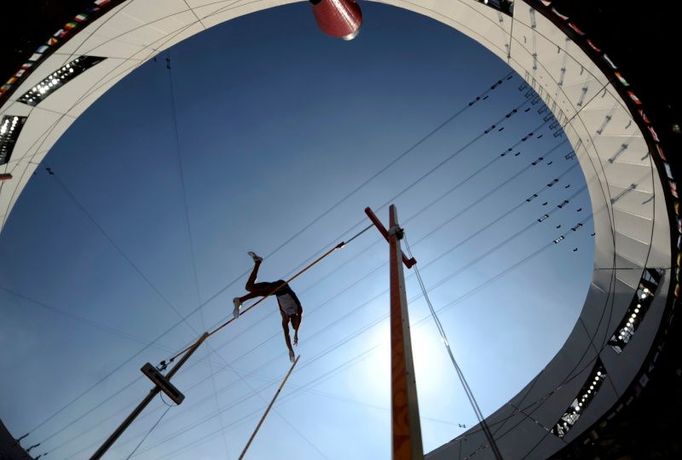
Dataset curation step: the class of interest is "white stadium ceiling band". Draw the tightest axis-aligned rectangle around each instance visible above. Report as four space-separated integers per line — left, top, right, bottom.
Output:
0 0 679 458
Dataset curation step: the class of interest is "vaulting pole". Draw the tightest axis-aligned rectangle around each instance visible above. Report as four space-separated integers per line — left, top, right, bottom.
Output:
238 355 301 459
365 205 423 460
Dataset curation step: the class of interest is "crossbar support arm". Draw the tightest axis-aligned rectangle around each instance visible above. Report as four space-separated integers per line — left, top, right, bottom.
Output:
365 207 416 268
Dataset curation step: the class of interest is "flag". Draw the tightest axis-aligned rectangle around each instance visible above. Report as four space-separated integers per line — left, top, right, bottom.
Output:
627 90 642 106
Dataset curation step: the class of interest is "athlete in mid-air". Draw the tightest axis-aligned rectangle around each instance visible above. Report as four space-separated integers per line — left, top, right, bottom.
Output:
233 252 303 362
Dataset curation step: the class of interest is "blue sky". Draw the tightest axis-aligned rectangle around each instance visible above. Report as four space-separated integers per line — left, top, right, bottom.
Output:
0 3 594 459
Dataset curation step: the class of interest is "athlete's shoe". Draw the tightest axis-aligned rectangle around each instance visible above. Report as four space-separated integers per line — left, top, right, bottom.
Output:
232 297 241 319
289 349 296 363
248 251 263 263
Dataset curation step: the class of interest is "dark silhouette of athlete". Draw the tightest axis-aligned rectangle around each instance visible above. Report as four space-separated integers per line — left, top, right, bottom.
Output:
233 252 303 362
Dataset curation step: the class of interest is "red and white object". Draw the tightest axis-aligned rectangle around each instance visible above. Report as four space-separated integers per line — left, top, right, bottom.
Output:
310 0 363 40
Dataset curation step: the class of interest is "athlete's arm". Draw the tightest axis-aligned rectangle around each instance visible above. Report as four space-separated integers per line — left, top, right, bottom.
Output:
280 310 294 356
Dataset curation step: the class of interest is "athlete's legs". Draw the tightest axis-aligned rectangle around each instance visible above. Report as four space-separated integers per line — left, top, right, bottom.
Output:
238 260 272 301
233 257 276 318
245 259 261 291
239 282 275 302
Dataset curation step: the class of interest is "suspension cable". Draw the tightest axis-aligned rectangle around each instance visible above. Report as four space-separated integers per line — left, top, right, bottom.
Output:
124 405 171 460
404 237 503 460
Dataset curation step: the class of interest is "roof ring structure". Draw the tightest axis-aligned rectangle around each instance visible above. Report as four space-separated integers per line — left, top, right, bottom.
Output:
0 1 678 458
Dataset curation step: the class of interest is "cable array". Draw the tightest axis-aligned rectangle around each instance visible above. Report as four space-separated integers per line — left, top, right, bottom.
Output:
70 171 591 458
11 65 598 460
21 68 523 447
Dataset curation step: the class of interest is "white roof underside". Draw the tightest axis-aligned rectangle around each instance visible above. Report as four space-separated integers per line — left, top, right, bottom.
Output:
0 1 671 458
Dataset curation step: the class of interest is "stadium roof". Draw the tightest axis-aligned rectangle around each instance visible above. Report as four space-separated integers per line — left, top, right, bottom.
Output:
1 1 680 458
